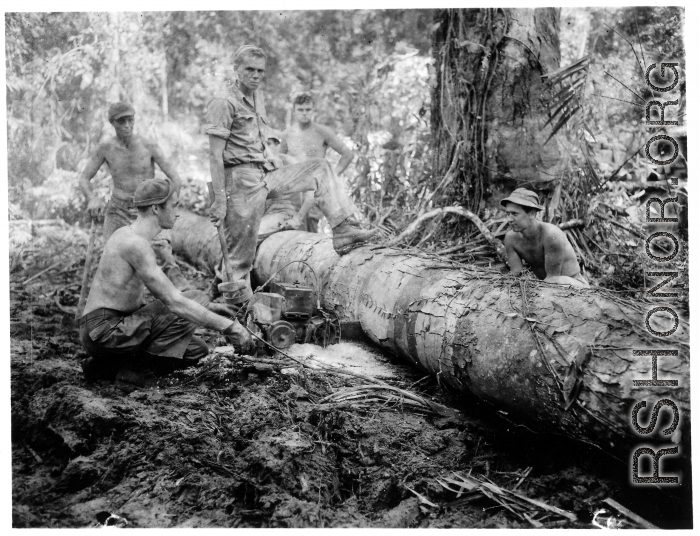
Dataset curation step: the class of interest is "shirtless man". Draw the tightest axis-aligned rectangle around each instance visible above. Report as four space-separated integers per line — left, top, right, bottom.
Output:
281 92 355 232
79 101 188 289
79 178 252 386
502 188 589 287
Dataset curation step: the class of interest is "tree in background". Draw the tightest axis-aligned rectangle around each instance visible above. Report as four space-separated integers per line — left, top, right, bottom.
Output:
6 10 432 226
5 8 685 241
430 8 562 216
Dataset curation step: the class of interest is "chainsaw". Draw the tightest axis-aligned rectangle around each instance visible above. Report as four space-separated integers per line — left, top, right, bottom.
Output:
243 281 340 354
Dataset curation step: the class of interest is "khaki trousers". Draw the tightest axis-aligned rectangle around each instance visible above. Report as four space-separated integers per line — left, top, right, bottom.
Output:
221 158 357 281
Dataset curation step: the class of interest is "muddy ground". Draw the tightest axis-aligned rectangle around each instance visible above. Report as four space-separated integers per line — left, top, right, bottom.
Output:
10 225 692 528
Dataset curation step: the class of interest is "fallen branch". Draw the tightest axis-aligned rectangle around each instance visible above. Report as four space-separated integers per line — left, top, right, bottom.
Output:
436 472 578 526
23 261 63 285
23 257 81 286
494 218 587 238
383 207 507 262
558 218 586 230
593 211 645 241
602 498 659 530
10 218 68 227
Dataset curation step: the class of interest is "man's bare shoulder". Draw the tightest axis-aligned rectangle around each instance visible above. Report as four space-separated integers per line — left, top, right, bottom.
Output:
283 124 302 138
129 134 153 149
99 136 121 153
504 230 520 244
313 123 337 138
139 135 163 154
541 222 567 241
110 226 153 258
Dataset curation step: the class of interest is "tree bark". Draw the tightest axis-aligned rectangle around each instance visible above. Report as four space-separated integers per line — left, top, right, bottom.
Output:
171 212 689 455
431 8 562 213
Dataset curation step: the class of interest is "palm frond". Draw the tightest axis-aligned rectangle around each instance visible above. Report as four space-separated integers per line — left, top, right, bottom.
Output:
540 55 601 191
541 55 590 143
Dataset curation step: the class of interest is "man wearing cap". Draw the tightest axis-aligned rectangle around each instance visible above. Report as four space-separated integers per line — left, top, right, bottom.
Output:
205 44 377 303
280 92 355 233
78 101 189 290
79 178 253 386
502 188 589 287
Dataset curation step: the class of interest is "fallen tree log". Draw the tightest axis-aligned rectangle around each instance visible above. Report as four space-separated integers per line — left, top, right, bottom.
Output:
172 211 690 455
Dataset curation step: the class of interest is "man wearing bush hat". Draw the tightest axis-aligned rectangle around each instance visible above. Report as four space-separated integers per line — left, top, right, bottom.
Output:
205 44 377 303
79 100 189 290
502 188 589 287
79 178 253 388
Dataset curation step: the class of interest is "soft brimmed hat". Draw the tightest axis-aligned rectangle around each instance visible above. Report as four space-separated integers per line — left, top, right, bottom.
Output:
133 178 173 207
108 101 135 122
500 188 543 211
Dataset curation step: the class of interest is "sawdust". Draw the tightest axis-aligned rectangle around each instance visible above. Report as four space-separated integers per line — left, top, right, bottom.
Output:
285 341 397 379
10 226 692 528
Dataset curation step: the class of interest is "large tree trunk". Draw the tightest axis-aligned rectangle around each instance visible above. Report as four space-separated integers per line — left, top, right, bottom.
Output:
431 8 562 213
171 213 689 455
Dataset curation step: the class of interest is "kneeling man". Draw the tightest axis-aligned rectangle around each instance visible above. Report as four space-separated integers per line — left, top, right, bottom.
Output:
502 188 589 287
79 178 252 384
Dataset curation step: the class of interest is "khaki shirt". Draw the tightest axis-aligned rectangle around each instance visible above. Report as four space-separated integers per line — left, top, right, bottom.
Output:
204 84 273 168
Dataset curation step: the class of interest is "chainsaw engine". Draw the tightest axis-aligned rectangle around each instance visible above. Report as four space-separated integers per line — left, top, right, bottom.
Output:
244 281 340 353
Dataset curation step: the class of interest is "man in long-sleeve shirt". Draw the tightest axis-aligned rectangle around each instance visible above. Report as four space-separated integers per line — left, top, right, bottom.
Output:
204 45 376 303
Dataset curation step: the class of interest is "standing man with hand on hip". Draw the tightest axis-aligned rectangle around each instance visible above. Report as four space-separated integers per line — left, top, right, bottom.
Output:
205 45 376 303
79 101 190 290
281 92 356 232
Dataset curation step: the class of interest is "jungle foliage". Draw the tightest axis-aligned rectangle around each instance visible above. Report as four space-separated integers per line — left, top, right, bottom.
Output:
6 8 686 293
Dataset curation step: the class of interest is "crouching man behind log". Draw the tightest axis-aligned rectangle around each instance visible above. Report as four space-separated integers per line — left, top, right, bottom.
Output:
79 178 253 386
502 188 589 287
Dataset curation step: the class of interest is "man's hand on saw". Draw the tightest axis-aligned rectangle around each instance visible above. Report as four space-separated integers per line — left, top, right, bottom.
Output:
223 319 254 355
87 197 104 220
209 199 227 228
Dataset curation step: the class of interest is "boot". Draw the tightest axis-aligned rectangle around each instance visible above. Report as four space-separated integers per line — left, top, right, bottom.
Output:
81 357 116 383
115 367 157 392
332 218 378 255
